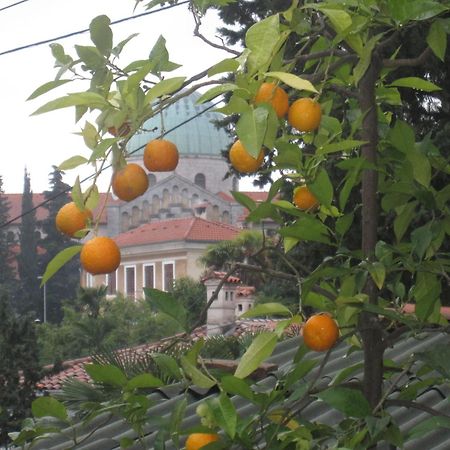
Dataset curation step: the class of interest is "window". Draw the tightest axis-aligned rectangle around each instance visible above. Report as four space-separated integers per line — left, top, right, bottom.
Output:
163 262 175 291
238 304 243 312
194 173 206 189
143 264 155 289
230 291 234 302
106 271 117 296
148 173 157 185
125 266 136 298
86 273 94 288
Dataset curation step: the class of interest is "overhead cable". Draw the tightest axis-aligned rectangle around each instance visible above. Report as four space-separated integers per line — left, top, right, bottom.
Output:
0 1 189 57
0 98 223 229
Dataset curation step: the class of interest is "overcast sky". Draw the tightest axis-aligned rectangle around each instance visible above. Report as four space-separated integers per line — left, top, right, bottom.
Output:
0 0 247 194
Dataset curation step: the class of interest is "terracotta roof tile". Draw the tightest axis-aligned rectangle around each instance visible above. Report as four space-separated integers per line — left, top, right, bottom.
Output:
201 270 241 283
114 217 240 247
4 192 113 225
37 320 285 391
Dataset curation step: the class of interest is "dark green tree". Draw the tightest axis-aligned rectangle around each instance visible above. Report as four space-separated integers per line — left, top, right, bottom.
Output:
171 277 206 328
39 167 80 323
0 295 41 446
17 169 40 316
0 176 17 299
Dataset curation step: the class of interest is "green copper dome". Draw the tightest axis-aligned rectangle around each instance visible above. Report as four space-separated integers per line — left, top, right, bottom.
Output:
127 91 231 157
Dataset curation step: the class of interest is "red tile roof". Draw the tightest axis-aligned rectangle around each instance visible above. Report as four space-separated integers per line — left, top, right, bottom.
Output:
4 193 48 224
202 270 241 284
37 320 292 391
4 193 113 225
114 217 240 247
241 191 270 202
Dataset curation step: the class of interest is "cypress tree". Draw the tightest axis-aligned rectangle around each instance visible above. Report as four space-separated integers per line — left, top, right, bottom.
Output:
0 175 17 298
39 167 80 323
17 169 41 316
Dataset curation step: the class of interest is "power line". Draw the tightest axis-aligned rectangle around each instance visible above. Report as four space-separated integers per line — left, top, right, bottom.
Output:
0 0 31 13
0 1 189 57
0 98 224 229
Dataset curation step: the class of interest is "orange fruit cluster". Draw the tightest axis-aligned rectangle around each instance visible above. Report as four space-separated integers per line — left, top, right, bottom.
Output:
56 133 180 275
302 313 339 352
185 433 220 450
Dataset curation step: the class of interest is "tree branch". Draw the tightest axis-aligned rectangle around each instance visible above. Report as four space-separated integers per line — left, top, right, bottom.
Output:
385 399 450 418
193 13 240 56
383 47 432 68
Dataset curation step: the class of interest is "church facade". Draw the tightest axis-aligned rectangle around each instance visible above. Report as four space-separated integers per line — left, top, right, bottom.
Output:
81 92 267 298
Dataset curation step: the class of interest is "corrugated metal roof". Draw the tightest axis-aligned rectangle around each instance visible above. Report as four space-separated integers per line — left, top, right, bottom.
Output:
25 332 450 449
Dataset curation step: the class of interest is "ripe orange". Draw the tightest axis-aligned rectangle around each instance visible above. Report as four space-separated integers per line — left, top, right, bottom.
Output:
108 122 131 137
80 236 121 275
254 82 289 118
55 202 92 238
288 98 322 132
112 163 149 202
185 433 219 450
229 140 264 174
302 314 339 352
293 185 319 211
143 139 179 172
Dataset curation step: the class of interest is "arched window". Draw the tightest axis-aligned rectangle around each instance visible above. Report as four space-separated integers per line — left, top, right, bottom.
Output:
142 200 150 221
162 189 170 208
148 173 157 186
121 211 130 232
232 176 238 191
172 185 180 203
211 205 220 221
131 206 140 228
152 195 160 214
181 188 189 207
222 210 230 224
194 173 206 189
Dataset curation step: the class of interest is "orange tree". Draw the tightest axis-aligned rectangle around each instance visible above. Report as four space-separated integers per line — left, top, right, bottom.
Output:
12 0 450 448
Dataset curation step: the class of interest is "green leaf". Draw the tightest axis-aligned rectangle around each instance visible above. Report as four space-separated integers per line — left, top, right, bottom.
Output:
82 121 99 150
367 262 385 290
411 223 433 260
40 245 82 285
32 397 68 421
318 139 366 155
389 77 441 92
126 373 164 390
145 77 186 103
386 0 447 24
231 191 256 211
85 363 127 387
58 155 88 171
32 92 109 115
336 212 354 238
240 302 292 318
245 15 280 75
75 45 106 70
317 387 371 418
180 356 216 389
236 107 268 158
407 148 431 187
353 35 380 85
112 33 139 57
207 392 237 438
309 168 334 208
235 332 278 379
195 83 239 104
144 288 187 330
27 79 72 101
207 58 240 77
280 216 331 244
394 201 418 242
221 375 254 401
151 353 183 381
148 35 180 74
90 15 113 57
83 184 100 211
414 271 441 321
427 20 447 61
265 71 318 93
